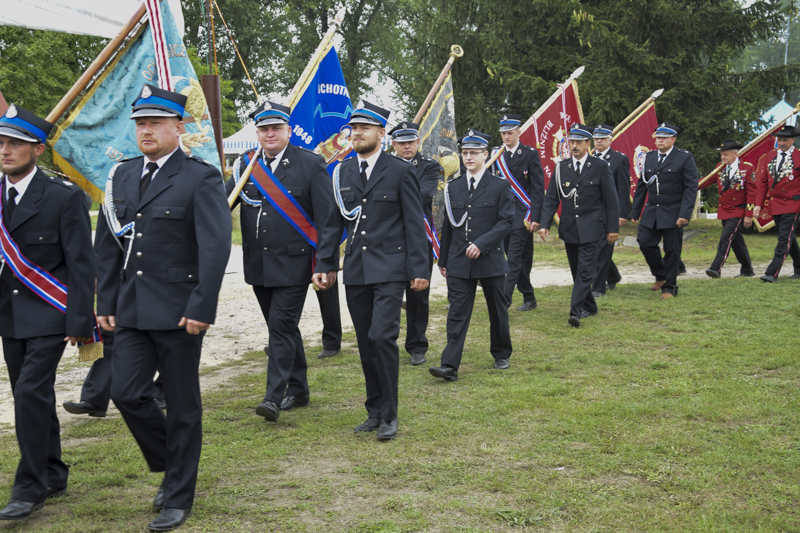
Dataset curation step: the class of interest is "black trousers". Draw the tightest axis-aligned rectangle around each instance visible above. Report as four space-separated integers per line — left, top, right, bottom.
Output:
504 228 535 304
404 248 434 355
440 274 512 370
314 278 342 351
565 238 604 317
3 335 68 502
81 330 165 409
709 217 753 275
345 282 404 422
765 213 800 278
111 327 203 509
592 241 622 294
637 225 683 294
253 284 309 404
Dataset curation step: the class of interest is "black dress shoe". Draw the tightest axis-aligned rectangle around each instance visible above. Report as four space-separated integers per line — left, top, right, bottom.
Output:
255 401 280 421
148 507 192 531
264 345 269 356
517 299 537 311
410 353 426 365
317 349 339 359
493 358 510 370
429 366 458 381
760 274 776 283
568 315 580 328
0 500 44 520
63 400 106 417
280 395 309 411
45 486 67 500
606 281 618 291
155 397 167 411
591 290 603 298
705 269 720 279
580 309 597 319
789 273 800 280
354 418 381 433
376 419 398 441
735 271 756 278
153 479 165 511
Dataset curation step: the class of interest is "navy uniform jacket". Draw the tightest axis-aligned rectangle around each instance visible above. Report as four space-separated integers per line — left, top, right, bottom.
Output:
438 170 515 278
493 142 545 227
410 151 441 225
599 148 632 220
541 156 620 244
225 144 332 287
315 151 430 285
631 148 699 228
96 150 232 330
0 169 94 339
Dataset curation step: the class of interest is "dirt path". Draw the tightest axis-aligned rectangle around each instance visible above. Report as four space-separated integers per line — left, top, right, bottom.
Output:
0 245 733 430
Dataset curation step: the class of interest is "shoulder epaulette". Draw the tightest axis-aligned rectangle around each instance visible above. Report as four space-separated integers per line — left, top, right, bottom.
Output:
294 146 317 156
741 161 754 167
46 176 76 188
188 155 214 167
491 172 505 179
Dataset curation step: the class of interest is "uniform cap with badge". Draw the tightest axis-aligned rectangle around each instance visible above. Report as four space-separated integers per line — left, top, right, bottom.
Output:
348 100 390 127
0 104 53 144
653 122 679 138
250 100 291 127
460 129 491 149
130 84 187 119
498 114 523 132
568 123 594 140
388 121 419 142
715 139 743 151
591 124 614 139
771 124 800 138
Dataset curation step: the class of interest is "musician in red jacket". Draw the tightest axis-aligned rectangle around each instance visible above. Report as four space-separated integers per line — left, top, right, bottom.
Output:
699 139 756 278
753 125 800 282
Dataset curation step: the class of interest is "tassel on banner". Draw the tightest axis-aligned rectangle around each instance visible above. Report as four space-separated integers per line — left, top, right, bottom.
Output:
78 342 104 362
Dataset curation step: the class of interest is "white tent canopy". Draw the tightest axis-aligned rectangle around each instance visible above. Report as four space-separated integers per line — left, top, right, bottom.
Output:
223 122 259 155
0 0 184 39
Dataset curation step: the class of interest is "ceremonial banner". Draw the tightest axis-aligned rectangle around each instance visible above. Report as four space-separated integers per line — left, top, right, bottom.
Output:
418 73 459 231
289 46 355 175
611 101 659 201
519 79 585 191
745 137 779 231
49 0 220 202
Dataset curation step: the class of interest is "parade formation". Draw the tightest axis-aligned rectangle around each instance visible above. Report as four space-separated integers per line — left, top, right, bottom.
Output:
2 2 800 531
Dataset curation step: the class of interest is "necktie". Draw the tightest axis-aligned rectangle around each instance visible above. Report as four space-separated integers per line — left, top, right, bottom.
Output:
140 162 159 198
575 160 581 176
778 152 786 173
265 156 276 170
470 177 476 194
360 160 368 188
5 187 17 221
658 153 666 166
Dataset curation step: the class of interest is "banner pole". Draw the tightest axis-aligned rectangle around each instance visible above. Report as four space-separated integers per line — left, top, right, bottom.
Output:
486 66 585 170
412 45 463 124
611 89 664 138
46 6 147 123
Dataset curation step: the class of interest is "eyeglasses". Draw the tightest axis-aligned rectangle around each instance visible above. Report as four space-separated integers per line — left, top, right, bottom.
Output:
461 150 487 158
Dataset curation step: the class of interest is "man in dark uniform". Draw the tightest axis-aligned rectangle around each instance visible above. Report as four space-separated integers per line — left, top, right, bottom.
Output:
95 84 231 532
0 105 94 520
388 121 441 366
754 125 800 282
226 100 332 421
630 123 698 299
700 139 756 278
312 100 429 441
493 114 544 311
540 124 619 327
429 129 514 381
591 124 630 297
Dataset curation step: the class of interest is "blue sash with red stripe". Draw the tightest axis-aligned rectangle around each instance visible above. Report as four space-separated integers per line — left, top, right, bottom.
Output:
495 151 533 224
244 153 318 257
424 214 440 259
0 178 101 346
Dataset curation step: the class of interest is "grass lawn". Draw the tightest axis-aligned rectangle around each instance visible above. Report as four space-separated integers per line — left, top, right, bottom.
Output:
1 219 798 532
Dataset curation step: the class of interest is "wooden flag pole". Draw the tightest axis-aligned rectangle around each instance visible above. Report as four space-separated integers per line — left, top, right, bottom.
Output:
698 102 800 187
412 45 464 124
46 5 147 123
228 8 345 207
486 66 585 170
611 89 664 138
